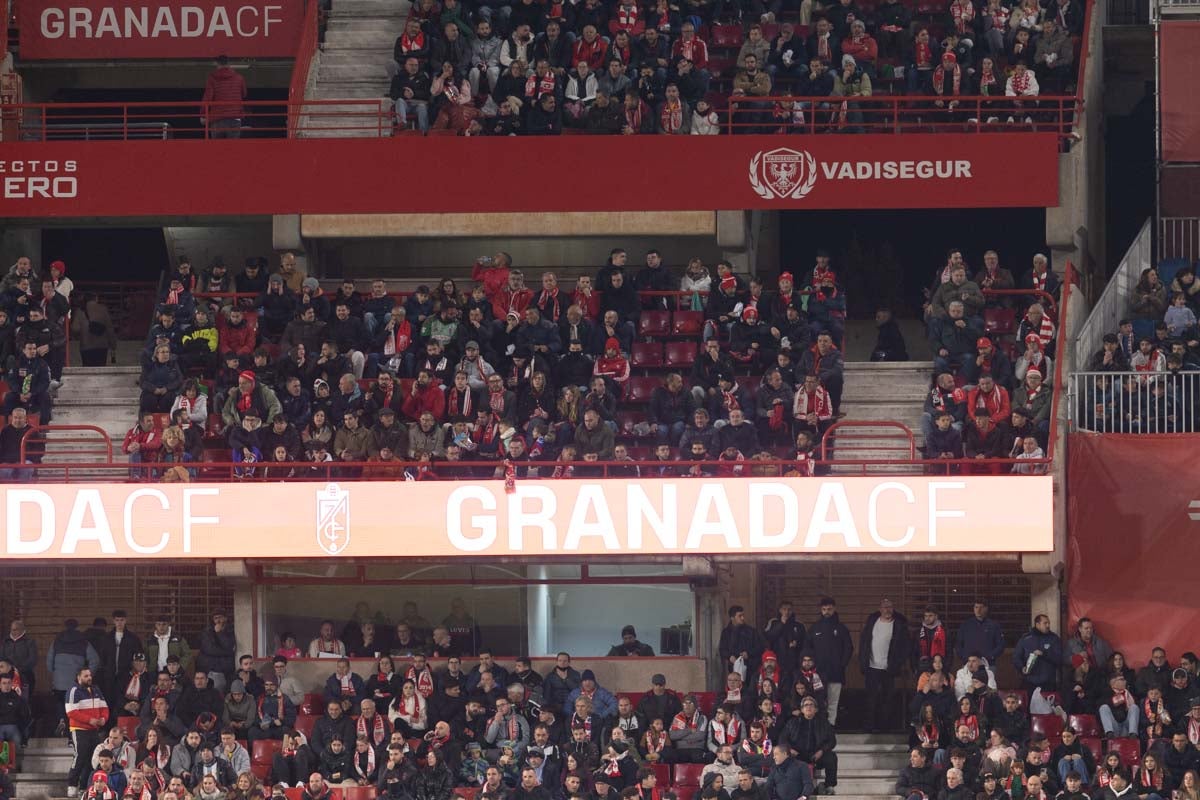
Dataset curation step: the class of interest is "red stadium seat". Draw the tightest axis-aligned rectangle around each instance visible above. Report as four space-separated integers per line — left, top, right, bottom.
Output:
1107 738 1141 768
639 311 671 337
693 691 718 716
711 24 744 47
1080 736 1103 763
761 22 781 39
1031 713 1063 741
251 763 271 782
707 56 735 76
631 342 665 368
984 307 1016 335
341 787 377 800
675 788 698 800
117 717 139 742
653 763 671 788
664 341 698 368
252 739 282 764
453 789 478 800
627 377 660 404
301 693 325 714
674 764 705 787
294 712 318 739
407 738 423 753
615 410 652 436
1068 714 1101 737
672 311 704 335
286 790 304 800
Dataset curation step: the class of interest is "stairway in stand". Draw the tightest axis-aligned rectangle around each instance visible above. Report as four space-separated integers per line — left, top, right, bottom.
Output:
304 0 413 138
833 362 934 475
11 737 76 799
38 365 139 479
825 732 907 800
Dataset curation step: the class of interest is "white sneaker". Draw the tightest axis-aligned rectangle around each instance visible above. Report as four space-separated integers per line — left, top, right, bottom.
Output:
67 787 79 798
1024 115 1033 124
986 116 999 123
49 379 62 390
967 117 978 124
1006 115 1015 123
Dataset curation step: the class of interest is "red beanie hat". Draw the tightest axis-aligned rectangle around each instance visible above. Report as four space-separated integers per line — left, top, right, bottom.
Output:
50 260 66 275
720 276 737 292
605 337 620 352
239 370 256 383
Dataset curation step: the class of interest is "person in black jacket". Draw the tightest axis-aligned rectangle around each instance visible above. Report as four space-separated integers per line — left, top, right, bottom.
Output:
98 611 143 707
176 670 223 728
896 747 938 800
636 675 683 729
391 57 433 132
859 599 911 733
780 697 837 792
766 745 814 800
809 598 853 726
764 603 806 690
719 607 767 684
311 701 356 757
0 672 30 769
196 611 237 692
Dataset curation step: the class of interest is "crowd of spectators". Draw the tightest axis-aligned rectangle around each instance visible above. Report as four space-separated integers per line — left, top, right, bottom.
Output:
1077 264 1200 434
130 248 894 479
918 248 1061 471
374 0 1087 135
5 600 1176 800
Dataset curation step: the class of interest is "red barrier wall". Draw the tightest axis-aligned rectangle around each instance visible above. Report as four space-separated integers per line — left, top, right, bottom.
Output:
1160 22 1200 163
1067 433 1200 656
0 133 1060 218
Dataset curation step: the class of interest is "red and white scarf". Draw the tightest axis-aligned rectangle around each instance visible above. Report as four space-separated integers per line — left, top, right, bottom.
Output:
1011 69 1033 94
124 784 154 800
661 100 684 134
914 39 933 68
615 3 640 30
449 387 474 418
743 736 772 756
979 64 999 95
951 0 975 33
406 667 434 699
338 673 355 697
1026 313 1055 346
125 672 145 702
488 388 507 416
358 712 389 746
817 34 830 61
1110 688 1134 708
1189 716 1200 746
711 717 742 745
626 101 645 131
644 729 668 754
354 747 377 781
399 31 426 54
679 37 701 62
933 63 961 96
671 710 701 731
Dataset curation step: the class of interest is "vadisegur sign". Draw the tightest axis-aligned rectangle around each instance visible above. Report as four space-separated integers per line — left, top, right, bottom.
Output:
0 476 1053 559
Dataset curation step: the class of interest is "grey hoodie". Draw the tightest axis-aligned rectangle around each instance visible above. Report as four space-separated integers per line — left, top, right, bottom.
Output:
468 35 502 69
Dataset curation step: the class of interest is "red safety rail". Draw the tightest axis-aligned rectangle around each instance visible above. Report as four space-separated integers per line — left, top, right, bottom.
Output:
726 94 1082 138
9 99 389 141
287 0 320 137
19 424 113 464
819 420 917 461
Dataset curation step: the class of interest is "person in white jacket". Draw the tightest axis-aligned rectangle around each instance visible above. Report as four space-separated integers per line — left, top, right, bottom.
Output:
954 653 998 698
691 99 721 134
1005 61 1039 123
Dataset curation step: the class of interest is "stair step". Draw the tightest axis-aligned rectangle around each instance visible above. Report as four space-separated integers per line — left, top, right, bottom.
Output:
319 64 392 82
62 365 141 375
312 83 390 98
835 734 908 745
319 47 392 66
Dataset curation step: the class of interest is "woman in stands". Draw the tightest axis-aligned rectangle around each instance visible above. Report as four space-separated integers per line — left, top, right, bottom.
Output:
1176 770 1200 800
135 728 172 775
302 408 334 449
433 278 467 313
365 657 402 713
389 679 428 738
1134 752 1172 800
1131 268 1168 321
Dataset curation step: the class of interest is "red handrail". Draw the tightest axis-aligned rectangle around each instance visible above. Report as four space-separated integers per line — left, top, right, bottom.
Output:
288 0 320 138
819 420 916 461
19 423 114 463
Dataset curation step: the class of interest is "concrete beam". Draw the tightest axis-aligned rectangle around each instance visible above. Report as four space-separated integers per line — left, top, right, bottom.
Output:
301 211 716 239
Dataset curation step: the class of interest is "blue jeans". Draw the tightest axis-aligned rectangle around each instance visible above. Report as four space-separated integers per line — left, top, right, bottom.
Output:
1056 757 1090 786
1099 704 1140 736
0 464 32 482
656 421 685 445
395 99 430 132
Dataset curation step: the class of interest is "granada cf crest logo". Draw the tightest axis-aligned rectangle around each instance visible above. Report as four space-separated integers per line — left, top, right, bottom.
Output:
316 483 351 555
750 148 818 200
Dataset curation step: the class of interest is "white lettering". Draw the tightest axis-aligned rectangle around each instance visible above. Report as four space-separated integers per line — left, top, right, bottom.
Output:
207 6 233 37
181 488 218 552
820 162 837 179
95 6 120 37
446 485 496 551
748 483 798 548
928 481 967 545
236 5 259 35
562 484 619 551
684 484 741 549
5 490 54 555
41 8 65 38
151 6 178 37
264 5 281 34
507 485 557 551
867 482 916 547
625 484 678 549
803 483 862 547
123 488 170 554
69 8 93 38
62 489 117 554
181 6 204 37
125 7 149 38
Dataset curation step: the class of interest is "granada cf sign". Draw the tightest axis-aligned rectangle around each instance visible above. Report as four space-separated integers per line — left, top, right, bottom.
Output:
0 476 1053 559
0 134 1059 217
19 0 304 59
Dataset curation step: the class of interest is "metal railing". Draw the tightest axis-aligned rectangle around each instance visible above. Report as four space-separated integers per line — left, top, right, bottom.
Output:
1160 217 1200 262
287 0 320 137
1074 218 1152 368
1069 369 1200 433
727 94 1083 139
1156 0 1200 14
10 99 389 141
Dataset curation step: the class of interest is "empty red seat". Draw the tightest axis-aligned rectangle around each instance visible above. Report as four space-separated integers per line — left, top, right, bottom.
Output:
1080 736 1103 763
1068 714 1101 737
639 311 671 337
627 377 660 404
631 342 665 368
693 691 718 716
674 764 705 787
653 763 671 788
341 788 377 800
675 788 698 800
301 693 325 714
984 307 1016 335
711 24 743 46
251 763 271 782
294 712 318 740
672 311 704 335
761 22 780 39
707 56 735 76
1031 713 1063 741
1107 738 1141 768
453 789 478 800
665 341 698 368
252 739 282 764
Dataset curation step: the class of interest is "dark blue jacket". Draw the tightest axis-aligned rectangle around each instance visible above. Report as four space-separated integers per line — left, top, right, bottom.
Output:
766 756 814 800
1012 628 1063 690
954 616 1005 663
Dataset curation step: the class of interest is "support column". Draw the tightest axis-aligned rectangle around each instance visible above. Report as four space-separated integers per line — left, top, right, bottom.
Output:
272 214 311 276
216 559 256 656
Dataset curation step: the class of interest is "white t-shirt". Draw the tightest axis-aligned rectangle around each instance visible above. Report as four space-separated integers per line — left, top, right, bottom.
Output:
870 618 894 670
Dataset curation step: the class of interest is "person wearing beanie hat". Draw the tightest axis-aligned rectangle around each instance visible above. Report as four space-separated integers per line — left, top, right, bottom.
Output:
963 334 1014 388
704 271 745 343
566 669 616 719
1016 330 1053 384
222 366 282 429
729 305 768 368
608 626 655 657
48 259 74 299
1012 366 1051 433
953 653 996 698
767 271 806 324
